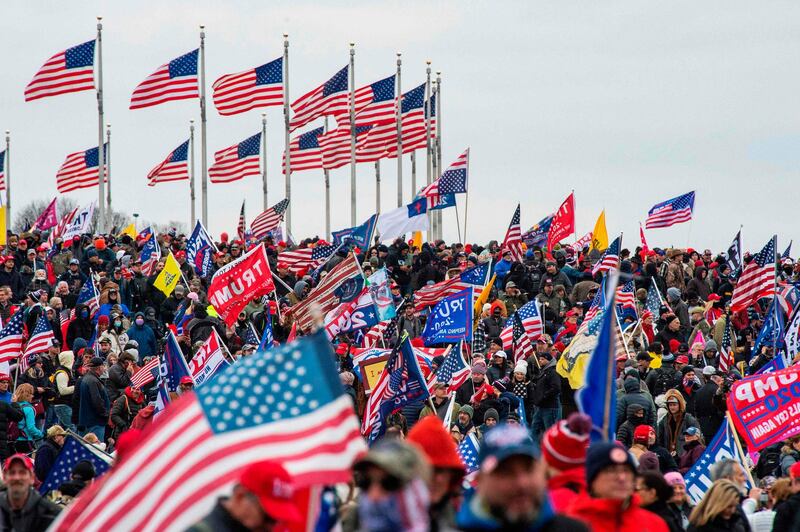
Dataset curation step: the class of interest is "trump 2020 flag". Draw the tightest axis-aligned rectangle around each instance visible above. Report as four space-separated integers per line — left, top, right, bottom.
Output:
186 220 217 277
324 288 380 340
51 331 366 532
367 268 397 320
39 435 112 494
422 289 473 346
161 331 194 392
685 420 750 504
376 197 429 242
576 271 619 442
188 330 230 387
332 214 378 248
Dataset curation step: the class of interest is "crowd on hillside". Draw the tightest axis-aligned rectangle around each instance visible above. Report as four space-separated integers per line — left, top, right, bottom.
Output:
0 227 797 531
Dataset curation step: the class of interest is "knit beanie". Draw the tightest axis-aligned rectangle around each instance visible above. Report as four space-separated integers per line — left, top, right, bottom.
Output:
407 415 465 472
513 360 528 374
585 442 635 486
484 408 499 422
637 451 660 473
471 361 487 375
633 424 652 445
664 472 685 487
458 405 474 419
541 413 591 472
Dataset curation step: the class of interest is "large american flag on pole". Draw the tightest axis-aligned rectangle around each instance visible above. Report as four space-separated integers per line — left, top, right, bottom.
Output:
413 262 490 310
25 39 95 102
0 310 25 364
251 199 290 240
56 144 108 193
209 133 261 183
290 253 361 332
147 140 189 186
318 125 373 170
645 191 695 229
283 127 324 173
730 236 777 312
23 314 55 358
279 244 338 275
428 342 470 393
350 74 397 126
50 332 365 532
212 56 283 116
418 148 469 197
290 66 349 131
501 204 524 263
130 357 161 389
130 49 199 110
592 236 621 276
500 301 542 362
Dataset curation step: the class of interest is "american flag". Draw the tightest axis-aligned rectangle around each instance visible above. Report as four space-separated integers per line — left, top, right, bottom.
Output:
39 435 112 495
719 316 733 372
730 236 776 312
782 240 793 261
645 280 663 317
138 227 161 277
317 125 373 170
413 262 490 310
284 127 324 173
209 133 261 184
290 66 348 131
428 342 470 393
418 148 469 208
130 49 198 110
592 236 621 276
251 199 290 240
25 39 95 102
645 191 695 229
0 150 5 192
56 144 108 193
615 280 636 313
290 253 361 332
350 74 397 126
212 56 283 116
362 319 397 348
130 357 161 388
46 206 78 251
501 204 524 263
457 432 480 475
76 277 100 317
500 301 542 362
236 201 246 240
777 282 800 318
0 310 24 364
279 244 338 275
23 314 54 360
50 332 366 532
147 139 189 186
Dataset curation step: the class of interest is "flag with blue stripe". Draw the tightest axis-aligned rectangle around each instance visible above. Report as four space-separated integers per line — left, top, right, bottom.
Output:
39 435 112 494
685 420 751 504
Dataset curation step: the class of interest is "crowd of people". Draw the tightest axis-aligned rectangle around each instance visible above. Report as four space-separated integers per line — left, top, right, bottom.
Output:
0 226 797 531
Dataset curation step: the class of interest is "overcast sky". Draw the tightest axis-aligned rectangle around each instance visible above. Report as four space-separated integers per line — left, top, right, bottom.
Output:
2 1 799 254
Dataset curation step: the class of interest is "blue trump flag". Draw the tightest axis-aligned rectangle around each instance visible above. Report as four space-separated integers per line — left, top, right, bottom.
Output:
421 288 473 346
161 331 194 392
752 299 785 356
186 220 217 277
332 214 378 248
258 306 274 351
685 419 751 504
429 193 456 211
576 272 619 442
40 435 112 494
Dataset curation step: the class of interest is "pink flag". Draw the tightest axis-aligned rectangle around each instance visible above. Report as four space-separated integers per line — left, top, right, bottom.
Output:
31 198 58 231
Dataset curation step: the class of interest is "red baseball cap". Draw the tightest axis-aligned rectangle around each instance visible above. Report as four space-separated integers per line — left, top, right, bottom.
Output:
790 461 800 480
179 376 194 385
3 453 33 472
676 355 689 365
239 461 302 523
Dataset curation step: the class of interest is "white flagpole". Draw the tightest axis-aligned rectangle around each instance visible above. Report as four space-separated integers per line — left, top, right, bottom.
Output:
349 42 357 226
463 148 471 243
105 124 111 213
96 17 106 233
410 151 416 203
324 117 331 240
430 79 439 238
425 61 433 241
375 161 381 215
283 33 292 234
396 52 403 207
261 113 268 210
435 71 443 241
189 119 196 227
199 26 209 226
4 130 10 230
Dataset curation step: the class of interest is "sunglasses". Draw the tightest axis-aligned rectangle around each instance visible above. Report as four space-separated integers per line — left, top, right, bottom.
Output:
354 472 403 492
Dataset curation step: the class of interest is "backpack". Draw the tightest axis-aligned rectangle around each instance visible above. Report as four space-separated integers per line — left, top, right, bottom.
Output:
49 368 69 398
755 443 782 479
6 420 20 442
653 368 677 396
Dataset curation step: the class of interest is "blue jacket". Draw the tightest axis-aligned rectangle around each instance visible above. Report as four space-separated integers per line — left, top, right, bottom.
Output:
17 402 43 441
493 259 513 285
125 323 157 358
456 490 581 532
78 372 110 428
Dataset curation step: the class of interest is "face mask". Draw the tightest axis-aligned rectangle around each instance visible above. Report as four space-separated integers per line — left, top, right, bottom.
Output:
114 321 122 328
80 310 89 319
135 318 145 326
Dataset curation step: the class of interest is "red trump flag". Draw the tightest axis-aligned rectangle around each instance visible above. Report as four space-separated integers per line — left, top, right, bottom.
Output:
547 192 575 251
208 244 274 326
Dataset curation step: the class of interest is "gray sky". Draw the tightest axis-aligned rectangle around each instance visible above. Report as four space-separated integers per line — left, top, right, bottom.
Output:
2 1 799 254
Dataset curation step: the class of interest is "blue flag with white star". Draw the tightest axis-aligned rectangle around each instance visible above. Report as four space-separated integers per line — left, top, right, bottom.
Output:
39 435 112 494
685 420 751 504
421 289 473 345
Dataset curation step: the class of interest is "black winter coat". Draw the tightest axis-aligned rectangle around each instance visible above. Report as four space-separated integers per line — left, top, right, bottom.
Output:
0 402 23 460
531 360 560 408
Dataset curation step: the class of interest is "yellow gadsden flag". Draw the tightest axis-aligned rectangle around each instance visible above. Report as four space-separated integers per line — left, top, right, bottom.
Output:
118 223 137 239
153 252 182 296
591 210 609 251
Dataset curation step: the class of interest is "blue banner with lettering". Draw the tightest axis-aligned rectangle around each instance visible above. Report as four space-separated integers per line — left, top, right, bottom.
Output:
421 288 473 345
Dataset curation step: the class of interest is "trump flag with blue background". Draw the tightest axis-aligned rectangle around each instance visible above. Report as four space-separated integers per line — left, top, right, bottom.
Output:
421 288 473 346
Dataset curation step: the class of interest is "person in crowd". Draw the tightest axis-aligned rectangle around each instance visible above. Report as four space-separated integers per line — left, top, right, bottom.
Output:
779 435 800 477
13 383 42 454
678 427 706 475
541 413 591 511
531 350 561 441
637 471 682 532
0 454 62 530
34 425 66 482
710 459 761 515
110 386 145 441
665 472 693 530
772 462 800 531
57 460 97 500
564 441 669 530
658 390 700 457
188 460 301 532
106 351 135 403
688 479 750 531
78 357 110 441
419 382 459 423
456 422 588 531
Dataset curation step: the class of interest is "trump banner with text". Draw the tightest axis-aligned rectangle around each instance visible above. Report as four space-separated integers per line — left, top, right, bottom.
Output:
208 244 274 326
421 289 473 346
